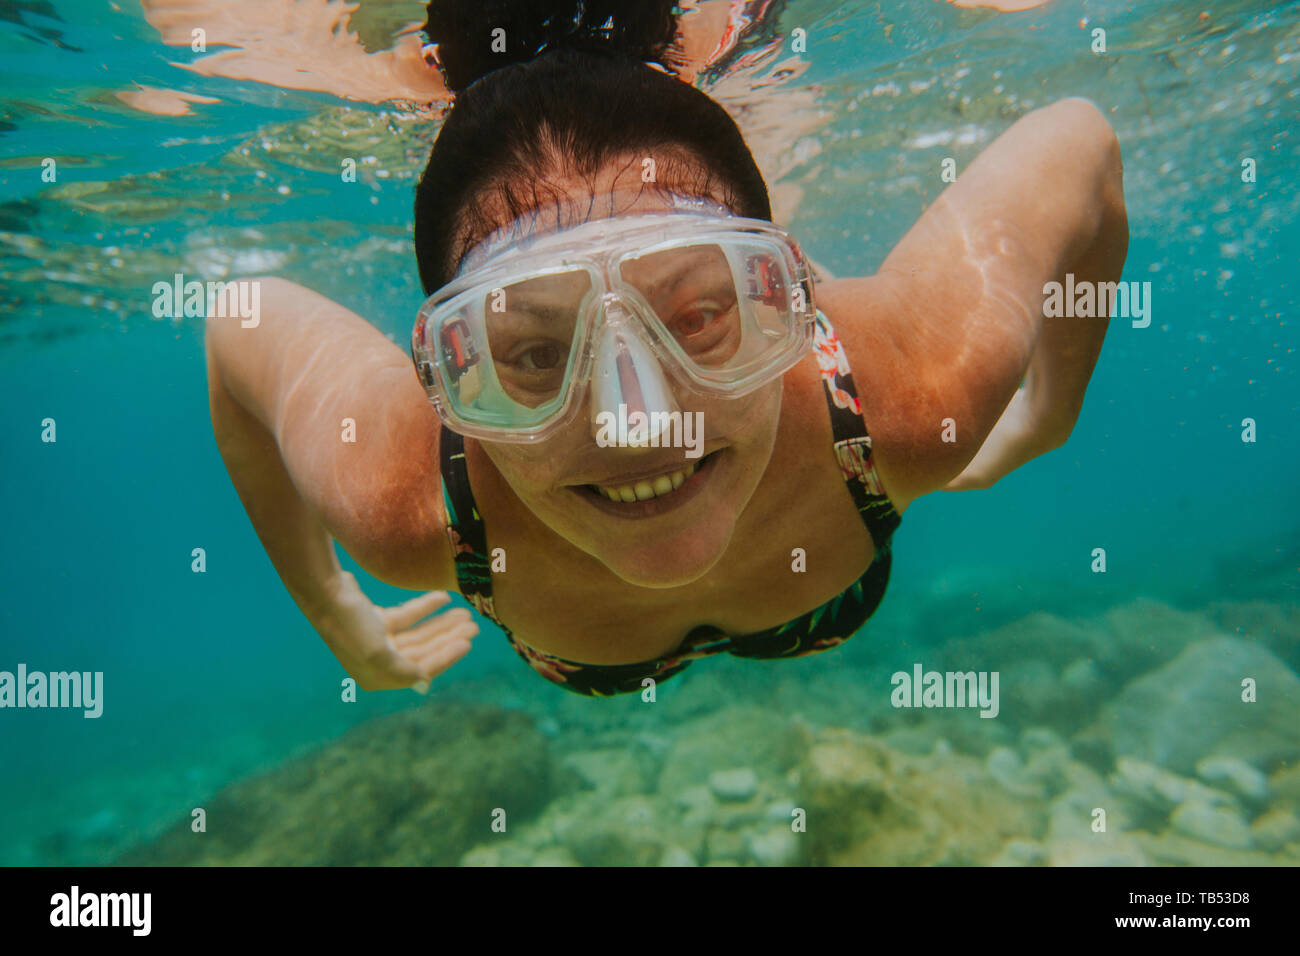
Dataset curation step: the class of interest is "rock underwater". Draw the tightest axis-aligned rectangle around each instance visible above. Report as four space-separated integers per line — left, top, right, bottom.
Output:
117 701 551 866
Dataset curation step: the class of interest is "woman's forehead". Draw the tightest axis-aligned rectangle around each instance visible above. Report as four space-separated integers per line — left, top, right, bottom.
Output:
477 151 731 230
489 178 714 233
459 179 732 269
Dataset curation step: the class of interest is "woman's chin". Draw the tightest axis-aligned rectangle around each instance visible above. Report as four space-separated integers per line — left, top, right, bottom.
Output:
597 535 730 590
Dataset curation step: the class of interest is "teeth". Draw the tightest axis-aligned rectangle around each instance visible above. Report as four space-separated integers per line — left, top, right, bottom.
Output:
595 459 700 504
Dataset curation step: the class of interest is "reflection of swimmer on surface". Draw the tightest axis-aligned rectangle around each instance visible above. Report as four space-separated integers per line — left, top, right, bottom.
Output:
136 0 773 113
205 0 1127 697
137 0 1059 113
140 0 445 107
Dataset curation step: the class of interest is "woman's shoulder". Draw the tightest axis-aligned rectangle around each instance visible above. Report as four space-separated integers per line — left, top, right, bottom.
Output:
814 276 965 514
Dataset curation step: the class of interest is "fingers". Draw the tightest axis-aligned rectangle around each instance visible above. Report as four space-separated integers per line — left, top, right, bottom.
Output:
410 637 473 685
390 608 476 653
392 609 478 691
355 632 470 693
382 590 453 631
354 646 425 692
351 591 478 694
395 622 478 673
396 631 474 695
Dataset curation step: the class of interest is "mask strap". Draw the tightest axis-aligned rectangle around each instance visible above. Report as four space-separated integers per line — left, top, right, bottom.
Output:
455 194 735 275
662 194 734 217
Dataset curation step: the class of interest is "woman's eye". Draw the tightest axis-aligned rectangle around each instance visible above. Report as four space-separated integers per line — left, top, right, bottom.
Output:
512 342 566 371
674 298 736 337
675 307 719 335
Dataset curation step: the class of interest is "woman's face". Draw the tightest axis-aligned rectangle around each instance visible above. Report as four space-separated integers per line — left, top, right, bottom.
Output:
465 169 784 589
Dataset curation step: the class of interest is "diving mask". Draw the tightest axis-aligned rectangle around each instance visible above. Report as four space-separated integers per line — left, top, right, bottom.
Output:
411 207 816 442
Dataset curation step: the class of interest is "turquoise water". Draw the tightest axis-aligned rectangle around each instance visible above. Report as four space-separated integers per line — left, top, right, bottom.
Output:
1 0 1297 866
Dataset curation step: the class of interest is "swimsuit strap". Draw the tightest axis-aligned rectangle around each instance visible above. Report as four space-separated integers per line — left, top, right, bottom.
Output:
439 427 503 626
812 309 902 552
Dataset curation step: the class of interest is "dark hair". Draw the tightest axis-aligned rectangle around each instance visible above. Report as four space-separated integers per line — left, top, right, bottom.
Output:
414 0 772 294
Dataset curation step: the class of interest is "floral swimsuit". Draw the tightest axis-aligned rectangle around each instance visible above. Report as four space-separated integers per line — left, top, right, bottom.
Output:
438 309 902 696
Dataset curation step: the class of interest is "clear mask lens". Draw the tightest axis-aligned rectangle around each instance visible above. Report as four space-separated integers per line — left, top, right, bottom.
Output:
617 239 796 376
481 269 591 410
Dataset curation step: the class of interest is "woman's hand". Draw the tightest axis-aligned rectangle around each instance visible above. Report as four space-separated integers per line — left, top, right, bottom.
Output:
315 571 478 693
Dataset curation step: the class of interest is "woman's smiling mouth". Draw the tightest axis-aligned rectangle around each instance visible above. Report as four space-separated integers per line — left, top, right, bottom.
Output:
570 449 725 518
593 459 697 502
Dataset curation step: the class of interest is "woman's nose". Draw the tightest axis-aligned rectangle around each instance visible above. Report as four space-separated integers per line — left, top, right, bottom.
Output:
589 302 681 446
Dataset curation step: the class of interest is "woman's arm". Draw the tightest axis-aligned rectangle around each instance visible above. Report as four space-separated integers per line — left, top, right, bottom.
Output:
941 110 1126 490
822 97 1128 508
206 334 349 618
206 277 471 693
206 277 452 597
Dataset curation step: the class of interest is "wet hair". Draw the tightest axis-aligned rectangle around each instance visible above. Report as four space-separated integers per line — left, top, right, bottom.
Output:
413 0 772 293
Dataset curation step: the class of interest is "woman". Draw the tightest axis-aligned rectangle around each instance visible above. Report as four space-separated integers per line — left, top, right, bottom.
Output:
205 0 1127 697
